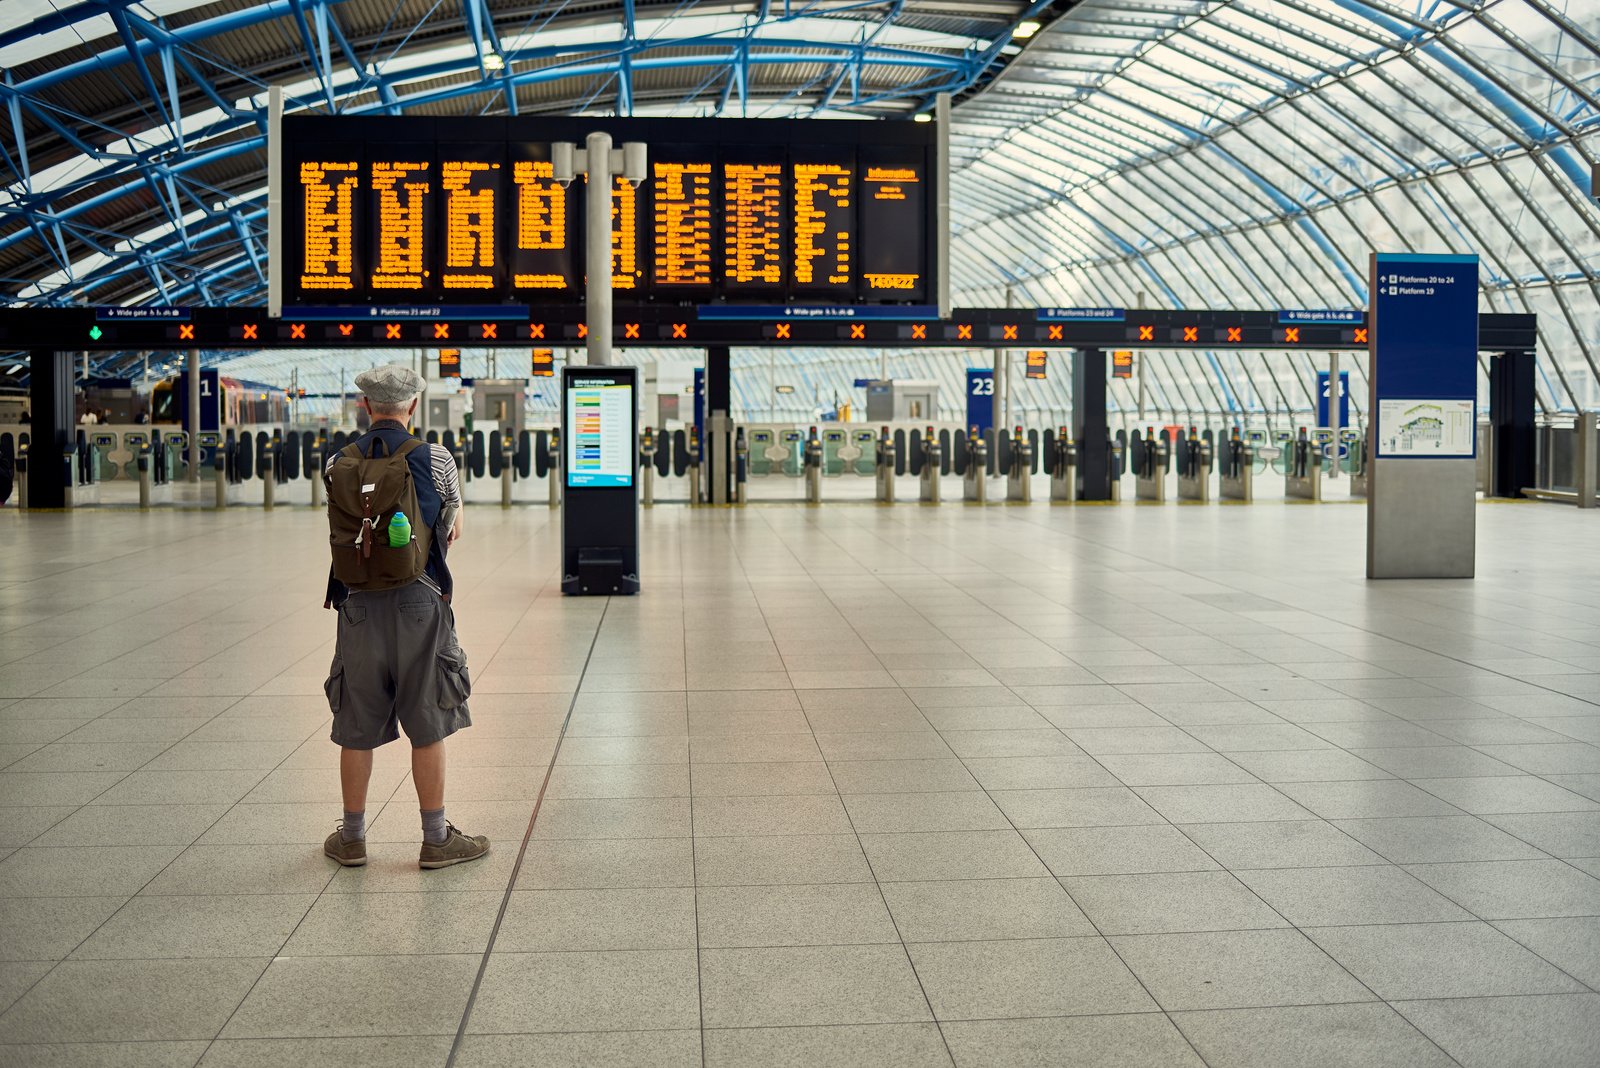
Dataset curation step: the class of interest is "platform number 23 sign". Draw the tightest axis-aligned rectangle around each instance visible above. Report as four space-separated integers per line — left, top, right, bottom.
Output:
970 375 994 397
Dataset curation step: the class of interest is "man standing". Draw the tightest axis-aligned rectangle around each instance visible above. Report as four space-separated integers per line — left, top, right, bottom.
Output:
321 364 489 870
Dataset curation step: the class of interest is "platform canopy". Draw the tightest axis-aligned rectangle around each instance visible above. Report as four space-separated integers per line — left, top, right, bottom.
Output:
1 0 1596 417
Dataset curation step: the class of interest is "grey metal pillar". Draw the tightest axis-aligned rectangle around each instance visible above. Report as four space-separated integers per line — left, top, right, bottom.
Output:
585 130 613 368
1328 351 1340 480
186 348 201 481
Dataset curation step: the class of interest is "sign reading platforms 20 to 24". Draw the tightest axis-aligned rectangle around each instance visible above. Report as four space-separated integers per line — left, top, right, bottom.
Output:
1369 253 1479 459
282 116 938 307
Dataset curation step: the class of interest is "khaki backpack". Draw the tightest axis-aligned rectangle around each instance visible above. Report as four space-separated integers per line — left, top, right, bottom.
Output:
326 435 431 590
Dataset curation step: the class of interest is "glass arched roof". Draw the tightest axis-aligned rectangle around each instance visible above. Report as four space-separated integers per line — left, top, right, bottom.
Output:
2 0 1596 416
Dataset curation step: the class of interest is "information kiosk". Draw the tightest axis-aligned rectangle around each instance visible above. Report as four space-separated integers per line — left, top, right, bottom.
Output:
561 366 640 595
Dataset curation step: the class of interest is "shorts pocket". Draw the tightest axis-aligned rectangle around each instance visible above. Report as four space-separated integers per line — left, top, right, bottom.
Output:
324 656 346 716
436 645 471 711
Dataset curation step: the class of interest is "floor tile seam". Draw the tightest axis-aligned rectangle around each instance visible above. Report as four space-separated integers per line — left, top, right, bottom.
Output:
442 594 612 1068
124 692 397 1061
762 516 959 1068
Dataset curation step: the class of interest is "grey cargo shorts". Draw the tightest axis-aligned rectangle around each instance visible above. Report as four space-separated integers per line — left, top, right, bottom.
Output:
325 582 472 749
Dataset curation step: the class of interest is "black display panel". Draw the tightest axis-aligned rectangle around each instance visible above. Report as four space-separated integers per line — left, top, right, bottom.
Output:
367 144 432 294
287 142 363 296
279 116 938 306
857 144 927 302
791 146 855 300
507 142 575 296
437 142 505 294
650 146 715 296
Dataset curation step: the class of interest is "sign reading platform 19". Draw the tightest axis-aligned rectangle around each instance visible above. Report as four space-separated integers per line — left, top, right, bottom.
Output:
280 116 939 308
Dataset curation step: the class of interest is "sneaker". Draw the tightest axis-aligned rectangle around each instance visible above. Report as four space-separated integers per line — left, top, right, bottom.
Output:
323 825 367 867
419 823 490 869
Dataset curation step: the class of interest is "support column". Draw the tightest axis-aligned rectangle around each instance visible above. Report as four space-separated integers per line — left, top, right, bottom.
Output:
585 130 614 367
706 346 731 505
26 349 73 509
1074 347 1110 500
1488 350 1535 498
187 348 201 481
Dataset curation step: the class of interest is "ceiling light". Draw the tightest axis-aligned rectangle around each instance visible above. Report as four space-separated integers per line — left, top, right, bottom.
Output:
483 49 505 71
1013 20 1041 39
913 112 932 123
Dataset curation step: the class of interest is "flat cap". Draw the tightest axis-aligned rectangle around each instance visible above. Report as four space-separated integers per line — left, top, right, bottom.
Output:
354 363 426 405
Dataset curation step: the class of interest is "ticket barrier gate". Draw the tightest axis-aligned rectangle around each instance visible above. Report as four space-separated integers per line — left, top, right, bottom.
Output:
848 430 876 476
1109 437 1125 501
1007 426 1033 503
876 427 896 503
1049 428 1078 502
1176 427 1212 502
919 428 942 504
1345 432 1368 497
687 427 703 505
963 426 989 504
820 428 848 476
1285 429 1323 501
1134 429 1169 502
1218 428 1253 501
13 442 25 509
734 428 749 504
803 427 824 504
640 428 657 506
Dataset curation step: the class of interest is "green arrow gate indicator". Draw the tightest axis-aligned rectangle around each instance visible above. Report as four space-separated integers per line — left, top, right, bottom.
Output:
88 325 102 340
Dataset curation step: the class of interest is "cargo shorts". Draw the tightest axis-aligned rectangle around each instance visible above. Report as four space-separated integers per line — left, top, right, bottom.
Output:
325 582 472 749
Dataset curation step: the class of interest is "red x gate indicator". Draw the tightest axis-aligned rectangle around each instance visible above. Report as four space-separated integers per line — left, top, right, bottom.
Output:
1047 325 1063 340
623 323 640 339
849 323 866 339
1284 327 1300 343
433 323 450 340
1353 327 1368 344
289 323 306 340
956 324 973 340
241 323 258 341
910 324 927 340
1226 326 1242 342
1138 325 1154 341
775 323 791 339
1182 326 1198 342
480 323 497 340
178 324 195 340
672 323 688 339
529 323 545 339
385 323 402 340
1001 324 1019 341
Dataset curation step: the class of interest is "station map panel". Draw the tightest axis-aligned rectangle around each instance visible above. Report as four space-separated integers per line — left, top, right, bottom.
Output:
281 116 937 306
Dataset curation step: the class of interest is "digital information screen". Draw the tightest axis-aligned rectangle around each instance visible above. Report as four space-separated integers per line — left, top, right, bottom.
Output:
652 155 714 290
566 378 636 488
281 117 937 307
369 148 431 293
723 159 784 292
295 156 361 293
508 145 573 294
439 147 503 292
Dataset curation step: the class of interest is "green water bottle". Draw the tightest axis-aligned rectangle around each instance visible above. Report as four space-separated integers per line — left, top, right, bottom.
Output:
388 511 412 547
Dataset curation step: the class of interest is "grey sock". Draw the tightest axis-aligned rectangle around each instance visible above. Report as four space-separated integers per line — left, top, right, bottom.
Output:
340 810 365 842
421 807 447 846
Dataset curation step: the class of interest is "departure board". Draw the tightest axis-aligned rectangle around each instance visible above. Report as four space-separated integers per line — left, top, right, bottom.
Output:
509 143 574 294
281 116 938 306
368 148 431 292
295 157 361 292
651 155 714 290
723 160 785 291
792 150 854 299
439 147 502 292
857 146 926 302
610 176 642 291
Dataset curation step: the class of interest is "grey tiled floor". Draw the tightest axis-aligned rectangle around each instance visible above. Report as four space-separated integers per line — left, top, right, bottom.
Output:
2 499 1600 1066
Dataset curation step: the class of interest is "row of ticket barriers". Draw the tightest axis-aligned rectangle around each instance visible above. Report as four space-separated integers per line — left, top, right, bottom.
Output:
0 421 1368 510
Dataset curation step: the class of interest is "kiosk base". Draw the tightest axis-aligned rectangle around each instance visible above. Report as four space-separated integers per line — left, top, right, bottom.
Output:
564 548 639 596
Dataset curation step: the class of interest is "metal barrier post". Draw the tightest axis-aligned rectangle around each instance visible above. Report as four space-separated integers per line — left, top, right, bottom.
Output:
687 428 702 505
964 427 988 504
548 430 562 508
877 428 896 504
138 447 152 509
803 426 823 504
263 445 276 511
640 428 656 507
62 448 77 510
214 451 227 510
1007 425 1032 503
920 429 942 504
15 450 26 510
1579 411 1597 509
734 427 748 505
501 441 514 509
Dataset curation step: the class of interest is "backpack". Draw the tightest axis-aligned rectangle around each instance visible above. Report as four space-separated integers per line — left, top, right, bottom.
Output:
326 434 430 591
